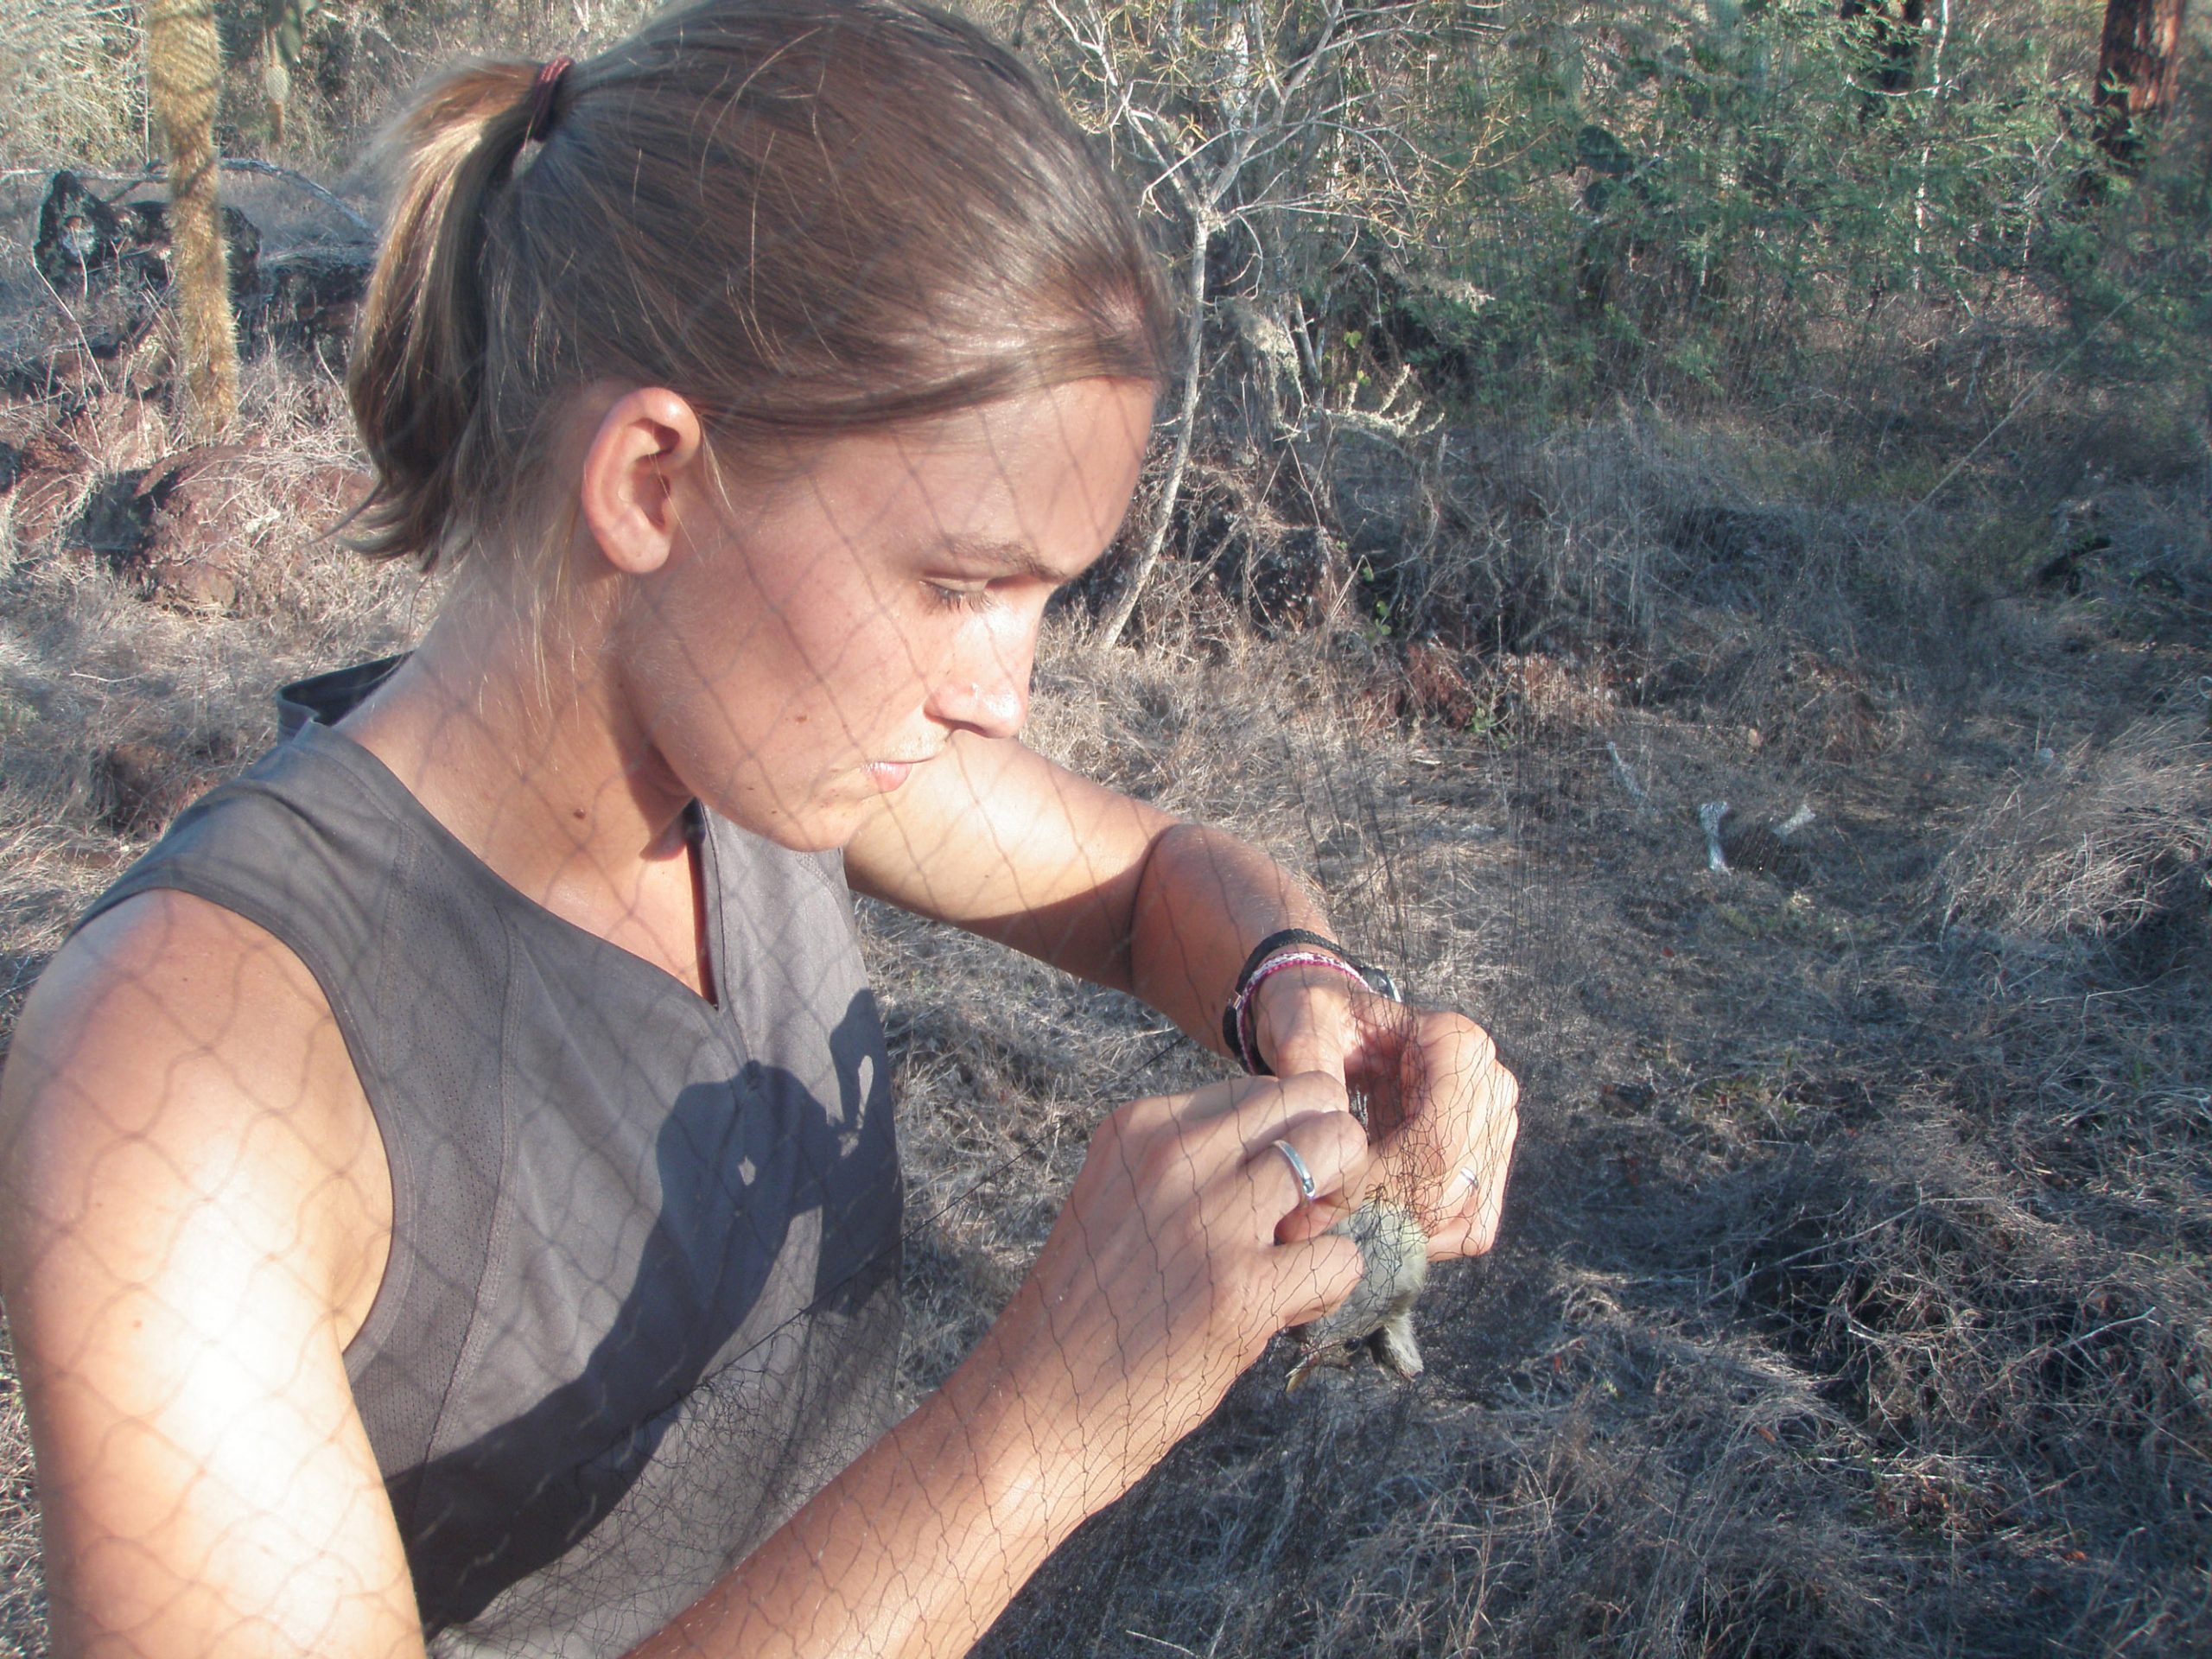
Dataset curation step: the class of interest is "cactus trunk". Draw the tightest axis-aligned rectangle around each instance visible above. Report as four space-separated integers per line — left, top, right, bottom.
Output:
146 0 239 436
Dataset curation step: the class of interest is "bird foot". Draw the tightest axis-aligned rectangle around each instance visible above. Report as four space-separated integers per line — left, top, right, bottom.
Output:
1284 1312 1424 1393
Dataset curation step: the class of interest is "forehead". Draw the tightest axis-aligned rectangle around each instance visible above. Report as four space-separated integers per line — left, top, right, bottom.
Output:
765 379 1155 568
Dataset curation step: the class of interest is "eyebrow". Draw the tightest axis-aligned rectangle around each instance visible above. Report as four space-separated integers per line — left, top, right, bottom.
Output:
933 537 1082 585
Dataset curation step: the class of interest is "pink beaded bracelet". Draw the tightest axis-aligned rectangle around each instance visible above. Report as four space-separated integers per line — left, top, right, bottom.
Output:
1229 950 1373 1075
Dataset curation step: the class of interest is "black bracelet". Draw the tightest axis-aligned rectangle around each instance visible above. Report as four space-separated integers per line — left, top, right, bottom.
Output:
1219 928 1401 1074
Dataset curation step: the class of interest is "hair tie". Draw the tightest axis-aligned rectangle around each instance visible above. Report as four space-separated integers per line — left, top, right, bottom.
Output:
525 55 573 143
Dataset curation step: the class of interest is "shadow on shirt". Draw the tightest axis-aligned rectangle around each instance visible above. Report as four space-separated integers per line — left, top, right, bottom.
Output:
402 988 901 1630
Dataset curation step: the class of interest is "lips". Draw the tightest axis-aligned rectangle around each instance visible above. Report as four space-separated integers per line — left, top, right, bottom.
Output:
862 750 944 791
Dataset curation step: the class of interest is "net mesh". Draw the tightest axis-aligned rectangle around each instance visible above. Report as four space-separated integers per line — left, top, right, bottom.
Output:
1 0 2209 1653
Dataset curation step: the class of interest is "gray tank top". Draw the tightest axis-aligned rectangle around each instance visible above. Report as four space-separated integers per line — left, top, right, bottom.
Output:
75 658 905 1657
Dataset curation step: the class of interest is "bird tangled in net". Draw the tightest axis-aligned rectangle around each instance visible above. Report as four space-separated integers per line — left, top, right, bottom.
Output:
1286 991 1440 1391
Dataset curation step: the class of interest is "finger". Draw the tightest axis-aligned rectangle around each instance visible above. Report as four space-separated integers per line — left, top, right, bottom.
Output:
1391 1014 1512 1173
1427 1116 1518 1258
1217 1067 1351 1135
1142 1075 1359 1221
1268 1230 1366 1329
1237 1103 1370 1224
1331 1001 1433 1145
1428 1195 1504 1260
1273 1192 1358 1245
1423 1013 1506 1100
1264 1002 1349 1083
1430 1161 1497 1242
1165 1066 1324 1131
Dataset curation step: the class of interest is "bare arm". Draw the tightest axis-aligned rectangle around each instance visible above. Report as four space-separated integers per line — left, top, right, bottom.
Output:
844 731 1522 1253
842 730 1332 1055
630 1075 1367 1659
0 895 418 1659
1 893 1370 1659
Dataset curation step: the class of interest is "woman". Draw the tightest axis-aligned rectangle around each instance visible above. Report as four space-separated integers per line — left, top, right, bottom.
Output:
0 2 1519 1654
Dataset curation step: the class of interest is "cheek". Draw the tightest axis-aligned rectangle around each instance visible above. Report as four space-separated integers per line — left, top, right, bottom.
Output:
749 542 918 676
771 597 955 752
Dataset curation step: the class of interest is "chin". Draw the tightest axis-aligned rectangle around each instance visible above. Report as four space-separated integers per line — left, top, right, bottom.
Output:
710 792 868 856
688 753 886 855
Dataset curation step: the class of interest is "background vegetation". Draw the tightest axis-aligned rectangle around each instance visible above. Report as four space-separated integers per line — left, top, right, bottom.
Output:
1 0 2209 1653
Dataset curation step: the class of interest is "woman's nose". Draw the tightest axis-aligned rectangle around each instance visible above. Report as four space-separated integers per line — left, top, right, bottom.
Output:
926 627 1033 739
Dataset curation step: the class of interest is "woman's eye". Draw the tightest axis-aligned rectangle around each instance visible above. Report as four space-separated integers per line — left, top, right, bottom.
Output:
925 582 993 613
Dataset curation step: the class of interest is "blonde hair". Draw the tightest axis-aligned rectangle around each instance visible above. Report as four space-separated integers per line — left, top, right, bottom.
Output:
346 0 1170 572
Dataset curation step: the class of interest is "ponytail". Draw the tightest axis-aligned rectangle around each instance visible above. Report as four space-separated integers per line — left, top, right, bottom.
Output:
340 0 1170 575
346 60 542 569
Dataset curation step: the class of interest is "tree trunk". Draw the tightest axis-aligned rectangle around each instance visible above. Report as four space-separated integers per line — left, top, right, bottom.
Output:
2094 0 2190 166
1095 213 1212 652
1840 0 1927 111
146 0 239 437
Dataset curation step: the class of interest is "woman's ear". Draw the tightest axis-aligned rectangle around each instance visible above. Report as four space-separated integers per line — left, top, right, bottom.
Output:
577 388 705 576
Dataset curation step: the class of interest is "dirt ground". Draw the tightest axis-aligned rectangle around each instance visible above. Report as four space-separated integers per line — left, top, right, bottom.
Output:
884 586 2212 1657
2 169 2209 1656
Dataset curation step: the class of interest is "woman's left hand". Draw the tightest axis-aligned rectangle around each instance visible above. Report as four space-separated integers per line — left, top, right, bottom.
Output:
1250 963 1520 1260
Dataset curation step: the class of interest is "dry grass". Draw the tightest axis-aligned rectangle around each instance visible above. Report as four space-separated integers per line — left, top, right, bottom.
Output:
872 410 2210 1656
2 163 2211 1659
0 1322 35 1659
868 558 2209 1658
0 3 143 169
1936 713 2211 950
0 184 427 1041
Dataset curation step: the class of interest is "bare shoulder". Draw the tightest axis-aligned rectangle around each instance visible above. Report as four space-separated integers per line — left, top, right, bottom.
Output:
0 885 390 1359
0 890 417 1656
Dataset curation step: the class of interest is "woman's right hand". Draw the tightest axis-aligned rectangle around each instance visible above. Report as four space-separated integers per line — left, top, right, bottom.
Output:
977 1071 1373 1510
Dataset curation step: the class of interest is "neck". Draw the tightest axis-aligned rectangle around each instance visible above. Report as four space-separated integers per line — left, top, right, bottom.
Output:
340 570 696 940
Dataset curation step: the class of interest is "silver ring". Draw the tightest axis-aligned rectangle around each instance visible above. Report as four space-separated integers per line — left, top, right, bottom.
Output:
1454 1165 1481 1204
1271 1138 1318 1205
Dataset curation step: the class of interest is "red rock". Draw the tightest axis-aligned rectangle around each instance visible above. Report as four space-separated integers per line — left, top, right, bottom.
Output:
272 462 373 531
1403 640 1479 729
95 738 232 836
57 392 169 472
35 443 372 607
146 554 239 613
133 447 257 611
16 414 91 478
10 470 90 546
3 394 99 547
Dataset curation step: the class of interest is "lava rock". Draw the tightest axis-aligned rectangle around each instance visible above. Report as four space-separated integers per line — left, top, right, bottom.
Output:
74 469 159 563
37 173 262 301
4 407 98 545
32 170 126 289
251 246 374 364
54 392 169 472
119 195 264 302
94 736 235 837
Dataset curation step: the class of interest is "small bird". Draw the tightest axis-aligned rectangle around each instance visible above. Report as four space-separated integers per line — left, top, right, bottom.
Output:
1286 1197 1429 1390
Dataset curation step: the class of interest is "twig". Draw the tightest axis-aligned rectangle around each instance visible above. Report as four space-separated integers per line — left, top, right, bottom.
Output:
1699 800 1730 873
215 158 373 236
2046 1307 2158 1363
1605 740 1652 814
0 159 372 237
1705 1194 1981 1306
1124 1635 1200 1656
1894 283 2145 532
